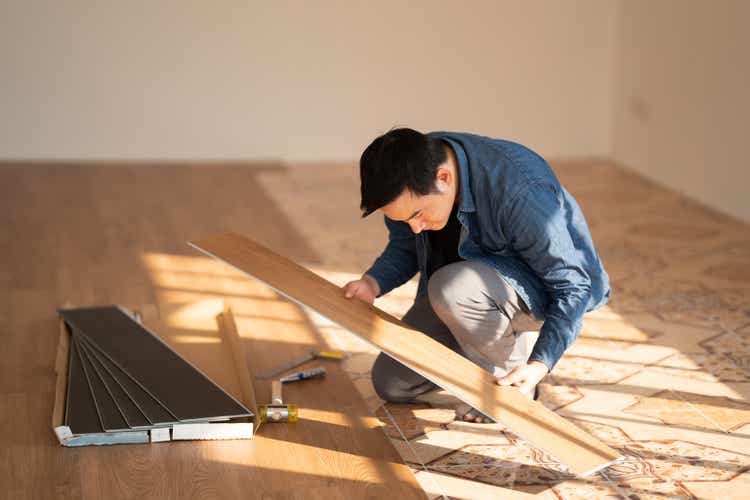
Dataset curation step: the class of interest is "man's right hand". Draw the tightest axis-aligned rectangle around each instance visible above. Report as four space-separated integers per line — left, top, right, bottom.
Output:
342 275 380 304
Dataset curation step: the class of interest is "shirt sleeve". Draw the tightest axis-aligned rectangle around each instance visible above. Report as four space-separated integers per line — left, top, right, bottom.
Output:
364 216 419 296
502 182 591 370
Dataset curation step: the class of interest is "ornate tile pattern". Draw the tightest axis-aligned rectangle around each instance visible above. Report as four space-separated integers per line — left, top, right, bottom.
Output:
566 418 633 445
552 355 644 385
701 329 750 373
397 428 512 465
427 442 575 487
537 380 584 411
701 325 750 357
651 352 750 382
625 389 750 432
629 278 749 329
625 440 750 481
683 469 750 499
598 476 694 499
259 161 750 499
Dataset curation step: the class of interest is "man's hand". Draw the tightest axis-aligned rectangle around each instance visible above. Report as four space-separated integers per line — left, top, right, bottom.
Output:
342 275 380 304
495 360 549 398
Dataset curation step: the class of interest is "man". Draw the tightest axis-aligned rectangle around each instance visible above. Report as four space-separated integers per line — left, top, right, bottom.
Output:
343 128 610 423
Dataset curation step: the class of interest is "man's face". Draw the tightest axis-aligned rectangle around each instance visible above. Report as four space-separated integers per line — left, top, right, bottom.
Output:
380 167 457 234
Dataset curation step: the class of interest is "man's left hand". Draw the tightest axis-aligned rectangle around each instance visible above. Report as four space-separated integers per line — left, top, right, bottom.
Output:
495 360 549 398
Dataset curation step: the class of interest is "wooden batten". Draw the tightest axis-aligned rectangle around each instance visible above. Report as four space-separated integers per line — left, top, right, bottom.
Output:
190 232 624 476
217 306 259 420
52 317 73 443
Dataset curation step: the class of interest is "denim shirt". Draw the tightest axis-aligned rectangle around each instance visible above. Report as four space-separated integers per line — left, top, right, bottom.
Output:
365 131 610 370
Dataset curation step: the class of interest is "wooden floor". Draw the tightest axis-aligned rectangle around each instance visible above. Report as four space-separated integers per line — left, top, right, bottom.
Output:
0 162 424 499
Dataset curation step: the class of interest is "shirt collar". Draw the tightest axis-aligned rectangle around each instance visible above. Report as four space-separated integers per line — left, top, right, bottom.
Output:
441 136 476 213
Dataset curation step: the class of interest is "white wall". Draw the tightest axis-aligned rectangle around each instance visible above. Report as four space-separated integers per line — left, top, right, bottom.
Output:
612 0 750 222
0 0 617 161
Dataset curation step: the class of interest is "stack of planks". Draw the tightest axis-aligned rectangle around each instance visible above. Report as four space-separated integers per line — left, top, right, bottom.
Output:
53 305 253 446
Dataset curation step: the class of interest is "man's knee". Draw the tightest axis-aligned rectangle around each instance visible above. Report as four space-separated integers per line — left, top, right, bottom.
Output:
371 353 420 403
427 262 465 316
428 261 511 316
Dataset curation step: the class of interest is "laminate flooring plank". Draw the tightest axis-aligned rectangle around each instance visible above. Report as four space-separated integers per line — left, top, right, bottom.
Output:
64 339 103 436
150 301 250 409
74 335 131 432
60 306 251 422
190 232 623 476
75 333 177 426
75 333 151 430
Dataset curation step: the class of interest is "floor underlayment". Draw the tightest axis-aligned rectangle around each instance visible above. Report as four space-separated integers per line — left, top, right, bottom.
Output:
257 160 750 500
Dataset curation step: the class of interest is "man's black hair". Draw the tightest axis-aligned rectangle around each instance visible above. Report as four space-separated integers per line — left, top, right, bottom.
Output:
359 127 447 217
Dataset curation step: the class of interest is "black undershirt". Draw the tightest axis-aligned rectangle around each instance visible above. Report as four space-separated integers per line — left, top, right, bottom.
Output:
427 205 463 275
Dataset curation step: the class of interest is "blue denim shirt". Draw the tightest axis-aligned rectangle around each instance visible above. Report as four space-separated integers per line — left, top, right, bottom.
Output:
365 131 610 370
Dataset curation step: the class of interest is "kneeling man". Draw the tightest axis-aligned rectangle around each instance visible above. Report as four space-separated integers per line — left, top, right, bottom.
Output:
343 128 610 422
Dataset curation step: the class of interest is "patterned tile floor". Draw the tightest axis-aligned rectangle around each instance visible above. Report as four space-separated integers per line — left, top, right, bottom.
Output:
257 160 750 499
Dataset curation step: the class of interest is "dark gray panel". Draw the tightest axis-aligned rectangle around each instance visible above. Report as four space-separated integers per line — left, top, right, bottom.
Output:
64 338 103 435
76 334 151 430
77 332 177 426
61 306 251 422
75 334 130 432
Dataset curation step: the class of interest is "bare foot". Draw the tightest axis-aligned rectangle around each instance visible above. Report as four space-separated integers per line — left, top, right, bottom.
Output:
454 403 495 424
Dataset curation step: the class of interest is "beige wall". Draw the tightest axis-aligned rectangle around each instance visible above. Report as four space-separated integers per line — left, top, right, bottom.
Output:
612 0 750 221
0 0 617 161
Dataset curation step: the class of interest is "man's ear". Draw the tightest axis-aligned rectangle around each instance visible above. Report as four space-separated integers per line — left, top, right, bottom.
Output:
435 166 452 192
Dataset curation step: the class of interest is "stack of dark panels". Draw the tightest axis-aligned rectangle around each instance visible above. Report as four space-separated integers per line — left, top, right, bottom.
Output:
57 306 253 446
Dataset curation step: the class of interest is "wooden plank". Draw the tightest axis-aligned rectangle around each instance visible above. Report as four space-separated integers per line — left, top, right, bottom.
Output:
146 301 248 408
75 333 151 429
74 334 131 432
190 232 623 476
64 338 103 435
76 333 177 426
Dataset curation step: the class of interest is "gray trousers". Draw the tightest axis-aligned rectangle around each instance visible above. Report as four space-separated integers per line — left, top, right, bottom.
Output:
371 260 541 403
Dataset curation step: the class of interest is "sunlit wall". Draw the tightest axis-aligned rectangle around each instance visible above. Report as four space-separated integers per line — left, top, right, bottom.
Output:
0 0 617 161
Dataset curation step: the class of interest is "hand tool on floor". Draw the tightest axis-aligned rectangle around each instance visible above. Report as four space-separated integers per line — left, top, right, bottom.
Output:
257 350 346 379
257 381 298 424
279 366 326 383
